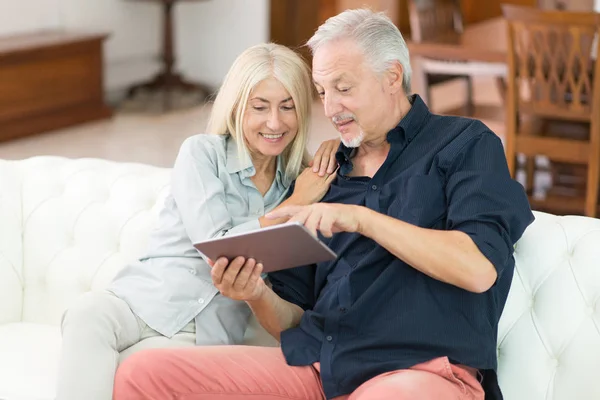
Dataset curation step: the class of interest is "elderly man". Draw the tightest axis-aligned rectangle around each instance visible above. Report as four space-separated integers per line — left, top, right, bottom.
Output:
114 8 533 400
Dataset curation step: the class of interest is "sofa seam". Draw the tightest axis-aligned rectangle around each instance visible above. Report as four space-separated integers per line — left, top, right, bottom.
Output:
19 163 25 322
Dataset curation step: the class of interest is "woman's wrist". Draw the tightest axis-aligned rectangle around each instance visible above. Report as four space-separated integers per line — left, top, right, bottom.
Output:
286 193 307 207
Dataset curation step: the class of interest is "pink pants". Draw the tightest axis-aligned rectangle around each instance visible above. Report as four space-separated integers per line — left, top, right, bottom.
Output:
114 345 485 400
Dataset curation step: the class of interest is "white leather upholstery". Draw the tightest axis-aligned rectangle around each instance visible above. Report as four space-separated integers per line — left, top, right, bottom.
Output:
0 160 23 326
1 156 599 400
17 157 171 326
498 212 600 400
0 323 62 400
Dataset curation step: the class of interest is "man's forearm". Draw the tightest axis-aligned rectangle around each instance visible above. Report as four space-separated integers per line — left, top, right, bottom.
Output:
246 286 304 342
357 207 497 293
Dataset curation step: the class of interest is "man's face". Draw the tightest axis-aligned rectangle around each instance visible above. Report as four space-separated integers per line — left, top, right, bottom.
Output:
312 38 391 147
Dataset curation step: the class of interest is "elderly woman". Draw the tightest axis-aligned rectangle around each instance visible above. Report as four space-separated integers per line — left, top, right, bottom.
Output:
55 42 338 400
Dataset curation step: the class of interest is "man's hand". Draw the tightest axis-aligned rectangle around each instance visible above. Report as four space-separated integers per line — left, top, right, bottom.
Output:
209 257 266 302
267 203 365 237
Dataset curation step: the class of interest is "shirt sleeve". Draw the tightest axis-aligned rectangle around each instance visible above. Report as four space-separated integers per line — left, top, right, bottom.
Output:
269 264 317 311
445 132 534 278
170 137 260 244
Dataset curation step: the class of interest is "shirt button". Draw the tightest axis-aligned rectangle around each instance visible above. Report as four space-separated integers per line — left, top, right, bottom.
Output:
371 185 378 191
189 269 196 275
197 298 205 304
339 307 347 313
326 335 333 342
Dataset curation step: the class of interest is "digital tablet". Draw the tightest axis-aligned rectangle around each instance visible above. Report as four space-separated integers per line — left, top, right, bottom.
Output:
193 221 337 273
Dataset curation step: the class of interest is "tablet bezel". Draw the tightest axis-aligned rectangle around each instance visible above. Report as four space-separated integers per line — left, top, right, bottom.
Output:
193 221 337 273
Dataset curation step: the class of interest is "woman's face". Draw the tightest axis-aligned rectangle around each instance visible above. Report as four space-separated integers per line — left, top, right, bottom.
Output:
242 77 299 158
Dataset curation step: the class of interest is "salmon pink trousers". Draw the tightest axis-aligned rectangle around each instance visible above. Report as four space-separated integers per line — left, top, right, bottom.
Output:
113 345 485 400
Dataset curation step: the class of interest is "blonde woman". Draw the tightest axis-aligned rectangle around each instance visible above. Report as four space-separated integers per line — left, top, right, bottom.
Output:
55 43 339 400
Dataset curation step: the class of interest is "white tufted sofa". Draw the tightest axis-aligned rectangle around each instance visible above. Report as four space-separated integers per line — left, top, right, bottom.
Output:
1 156 600 400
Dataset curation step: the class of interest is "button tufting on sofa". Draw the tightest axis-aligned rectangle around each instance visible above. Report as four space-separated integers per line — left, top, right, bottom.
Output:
3 156 600 400
586 306 595 316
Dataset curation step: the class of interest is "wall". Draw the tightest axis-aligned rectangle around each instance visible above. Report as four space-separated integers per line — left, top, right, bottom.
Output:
0 0 269 95
176 0 269 91
0 0 61 35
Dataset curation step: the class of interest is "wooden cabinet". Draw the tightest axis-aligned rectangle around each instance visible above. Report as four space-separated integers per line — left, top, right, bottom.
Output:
0 32 112 142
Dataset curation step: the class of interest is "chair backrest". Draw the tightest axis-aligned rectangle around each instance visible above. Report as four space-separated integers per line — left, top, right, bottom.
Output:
408 0 463 42
503 5 600 122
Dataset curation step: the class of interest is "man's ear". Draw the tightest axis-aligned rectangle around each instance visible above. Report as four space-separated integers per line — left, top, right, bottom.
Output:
386 61 404 95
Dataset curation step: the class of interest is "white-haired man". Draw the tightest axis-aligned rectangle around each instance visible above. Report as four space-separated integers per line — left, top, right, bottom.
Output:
114 9 533 400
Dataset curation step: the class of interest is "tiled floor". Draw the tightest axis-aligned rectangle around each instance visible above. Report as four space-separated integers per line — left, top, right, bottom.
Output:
0 77 503 168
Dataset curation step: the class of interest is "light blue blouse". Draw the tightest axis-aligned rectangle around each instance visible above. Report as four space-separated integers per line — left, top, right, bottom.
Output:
108 134 291 340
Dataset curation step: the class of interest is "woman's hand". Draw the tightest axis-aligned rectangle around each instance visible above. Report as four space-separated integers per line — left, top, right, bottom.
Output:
309 138 340 177
290 167 337 205
209 257 267 302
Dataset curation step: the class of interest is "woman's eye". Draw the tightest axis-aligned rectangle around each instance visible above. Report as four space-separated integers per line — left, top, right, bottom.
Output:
253 106 267 111
281 106 295 111
339 88 350 93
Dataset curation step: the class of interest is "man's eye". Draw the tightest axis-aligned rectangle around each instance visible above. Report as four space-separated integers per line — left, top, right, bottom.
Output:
317 92 325 97
339 88 350 93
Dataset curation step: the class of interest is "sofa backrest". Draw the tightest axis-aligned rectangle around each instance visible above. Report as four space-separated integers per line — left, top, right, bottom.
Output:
0 160 24 324
2 156 600 399
499 211 600 399
0 157 170 326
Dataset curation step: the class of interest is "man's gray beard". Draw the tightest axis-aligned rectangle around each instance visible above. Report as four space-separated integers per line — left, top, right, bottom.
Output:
341 130 365 148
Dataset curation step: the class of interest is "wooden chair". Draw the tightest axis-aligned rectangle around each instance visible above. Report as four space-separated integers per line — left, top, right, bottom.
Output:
408 0 507 114
503 5 600 217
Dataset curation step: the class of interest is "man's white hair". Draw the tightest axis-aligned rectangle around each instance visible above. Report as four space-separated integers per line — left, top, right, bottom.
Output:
307 8 412 93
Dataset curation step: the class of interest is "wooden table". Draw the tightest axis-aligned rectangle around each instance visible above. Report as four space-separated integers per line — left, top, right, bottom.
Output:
406 17 508 124
125 0 212 111
406 17 507 63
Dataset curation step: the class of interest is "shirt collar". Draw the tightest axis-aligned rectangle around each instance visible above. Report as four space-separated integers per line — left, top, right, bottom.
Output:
335 94 431 165
226 135 287 186
226 136 254 175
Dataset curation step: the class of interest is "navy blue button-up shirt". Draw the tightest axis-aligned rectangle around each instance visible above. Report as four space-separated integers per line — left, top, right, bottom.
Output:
269 95 534 399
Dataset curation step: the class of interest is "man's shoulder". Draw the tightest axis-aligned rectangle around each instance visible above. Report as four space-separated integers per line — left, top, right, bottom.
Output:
424 113 500 156
427 112 491 137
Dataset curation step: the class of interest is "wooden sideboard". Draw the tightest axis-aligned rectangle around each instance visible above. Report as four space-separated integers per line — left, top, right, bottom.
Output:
0 31 112 142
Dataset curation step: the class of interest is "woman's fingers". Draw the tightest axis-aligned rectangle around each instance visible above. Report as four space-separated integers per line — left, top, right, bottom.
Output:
327 148 338 174
312 145 325 172
317 144 332 176
233 258 257 291
210 257 229 285
220 256 246 288
243 263 264 292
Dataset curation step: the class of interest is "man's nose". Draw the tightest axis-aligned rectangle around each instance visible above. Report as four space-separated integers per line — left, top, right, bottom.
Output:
323 93 342 119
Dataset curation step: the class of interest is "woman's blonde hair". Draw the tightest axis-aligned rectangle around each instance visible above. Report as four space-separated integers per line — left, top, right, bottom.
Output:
206 43 313 181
